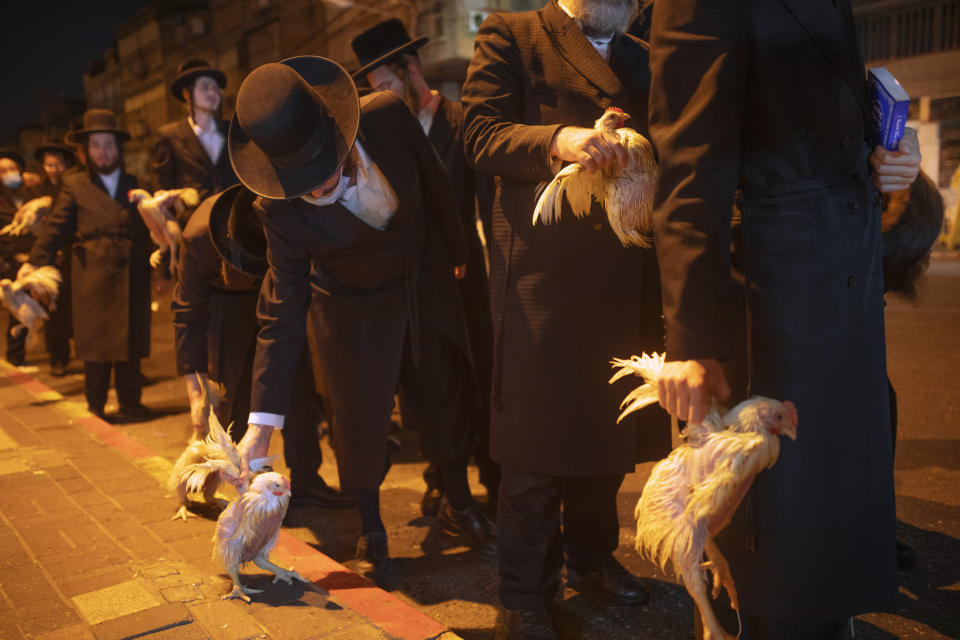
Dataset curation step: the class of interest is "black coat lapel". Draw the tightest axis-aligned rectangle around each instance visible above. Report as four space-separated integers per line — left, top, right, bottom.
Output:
539 0 626 100
179 119 217 172
778 0 867 112
427 97 456 158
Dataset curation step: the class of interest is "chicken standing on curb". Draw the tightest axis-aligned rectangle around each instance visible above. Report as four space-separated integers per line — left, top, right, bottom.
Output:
0 196 52 237
178 399 308 601
532 107 658 247
609 352 799 640
0 265 61 345
127 188 199 275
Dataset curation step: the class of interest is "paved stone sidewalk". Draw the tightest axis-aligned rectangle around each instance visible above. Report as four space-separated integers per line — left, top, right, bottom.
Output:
0 363 461 640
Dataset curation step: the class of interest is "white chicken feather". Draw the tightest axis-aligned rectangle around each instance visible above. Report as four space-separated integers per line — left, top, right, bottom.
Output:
0 196 52 237
533 107 658 247
0 266 62 346
609 353 799 640
128 188 198 276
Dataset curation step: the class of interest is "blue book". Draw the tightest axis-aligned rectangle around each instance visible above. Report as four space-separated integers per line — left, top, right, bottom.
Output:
868 67 910 151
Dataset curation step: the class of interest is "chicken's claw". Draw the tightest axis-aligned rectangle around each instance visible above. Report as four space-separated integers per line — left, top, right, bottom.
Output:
271 567 308 585
221 584 262 603
171 505 195 522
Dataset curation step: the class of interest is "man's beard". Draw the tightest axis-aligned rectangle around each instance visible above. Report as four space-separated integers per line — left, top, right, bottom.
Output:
91 158 121 175
564 0 635 37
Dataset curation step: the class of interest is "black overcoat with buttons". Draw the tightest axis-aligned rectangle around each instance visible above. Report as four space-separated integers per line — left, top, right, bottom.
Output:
649 0 896 622
461 0 670 477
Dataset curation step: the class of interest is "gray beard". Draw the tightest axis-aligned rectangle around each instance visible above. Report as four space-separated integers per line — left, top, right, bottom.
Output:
564 0 635 38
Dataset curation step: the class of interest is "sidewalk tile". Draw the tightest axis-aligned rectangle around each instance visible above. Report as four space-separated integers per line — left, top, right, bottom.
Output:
160 584 205 604
1 562 63 607
35 622 97 640
72 579 162 625
0 617 25 639
90 602 193 640
188 600 268 640
315 623 391 640
13 602 82 636
58 566 134 597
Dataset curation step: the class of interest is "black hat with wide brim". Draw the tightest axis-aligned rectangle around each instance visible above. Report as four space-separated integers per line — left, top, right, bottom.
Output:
0 147 25 170
350 18 429 79
228 56 359 199
171 58 227 101
65 109 130 145
207 184 268 286
34 141 76 164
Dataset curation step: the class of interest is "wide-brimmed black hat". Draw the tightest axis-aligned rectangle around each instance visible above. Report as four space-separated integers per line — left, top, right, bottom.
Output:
34 141 76 164
228 56 360 199
171 58 227 102
0 147 25 170
350 18 428 79
65 109 130 145
207 184 268 288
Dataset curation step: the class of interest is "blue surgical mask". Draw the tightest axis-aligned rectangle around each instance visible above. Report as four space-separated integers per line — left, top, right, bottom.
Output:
1 172 22 189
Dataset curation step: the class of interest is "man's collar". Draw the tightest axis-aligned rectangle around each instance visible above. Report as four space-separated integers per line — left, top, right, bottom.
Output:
188 115 218 135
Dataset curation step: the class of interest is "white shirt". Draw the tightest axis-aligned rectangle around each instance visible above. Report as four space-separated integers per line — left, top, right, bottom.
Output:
558 1 614 61
189 115 225 165
98 168 121 199
249 141 398 429
418 90 442 135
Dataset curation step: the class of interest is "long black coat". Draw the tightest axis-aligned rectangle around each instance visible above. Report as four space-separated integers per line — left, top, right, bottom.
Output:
0 185 35 275
461 0 670 477
649 0 896 621
251 92 472 493
153 118 237 222
25 179 72 339
429 96 494 428
29 170 151 363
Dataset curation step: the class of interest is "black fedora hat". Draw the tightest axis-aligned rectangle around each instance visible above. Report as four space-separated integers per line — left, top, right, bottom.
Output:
0 147 25 170
228 56 359 199
65 109 130 145
350 18 429 79
34 141 76 164
171 58 227 102
207 184 268 288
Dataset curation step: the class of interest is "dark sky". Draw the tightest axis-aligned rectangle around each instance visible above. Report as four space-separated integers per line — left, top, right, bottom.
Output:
0 0 153 143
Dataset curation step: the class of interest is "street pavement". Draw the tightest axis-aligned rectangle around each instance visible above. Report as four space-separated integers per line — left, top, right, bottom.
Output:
0 256 958 640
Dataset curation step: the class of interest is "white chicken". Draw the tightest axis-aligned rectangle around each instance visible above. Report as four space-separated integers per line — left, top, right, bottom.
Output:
177 399 306 601
127 188 199 275
609 353 799 640
533 107 658 247
0 196 52 237
0 266 61 345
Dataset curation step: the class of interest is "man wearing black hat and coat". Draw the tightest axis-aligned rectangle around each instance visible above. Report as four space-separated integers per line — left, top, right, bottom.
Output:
225 56 495 589
350 18 499 518
25 109 153 421
0 147 37 366
154 59 238 225
25 141 76 375
460 0 670 636
172 183 351 510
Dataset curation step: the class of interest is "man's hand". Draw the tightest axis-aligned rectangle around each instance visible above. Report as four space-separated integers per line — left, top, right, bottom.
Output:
453 264 467 280
223 423 274 489
657 358 731 425
871 127 921 192
16 262 36 281
551 126 628 174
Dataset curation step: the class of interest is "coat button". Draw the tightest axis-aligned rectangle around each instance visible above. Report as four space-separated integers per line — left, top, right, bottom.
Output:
594 223 602 231
840 136 851 149
847 202 858 215
873 194 882 208
847 275 857 288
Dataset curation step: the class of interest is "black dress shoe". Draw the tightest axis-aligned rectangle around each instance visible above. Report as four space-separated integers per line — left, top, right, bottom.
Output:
421 485 443 517
289 478 354 510
354 532 402 590
566 557 649 606
111 403 154 423
437 498 497 558
50 362 68 377
495 607 557 640
896 537 916 571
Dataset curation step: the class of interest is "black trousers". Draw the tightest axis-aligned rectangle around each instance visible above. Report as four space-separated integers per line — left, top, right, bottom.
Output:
84 359 141 413
699 609 850 640
497 465 624 609
229 345 323 485
45 302 71 367
5 315 26 365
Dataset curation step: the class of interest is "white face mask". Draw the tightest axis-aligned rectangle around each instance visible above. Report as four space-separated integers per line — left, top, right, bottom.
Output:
1 172 23 189
302 172 350 207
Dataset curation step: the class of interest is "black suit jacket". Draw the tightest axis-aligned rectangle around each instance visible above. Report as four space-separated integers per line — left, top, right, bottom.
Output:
153 118 237 220
30 170 151 362
649 0 895 621
461 0 669 476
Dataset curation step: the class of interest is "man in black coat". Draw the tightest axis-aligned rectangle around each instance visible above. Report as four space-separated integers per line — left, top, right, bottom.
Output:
461 1 670 636
172 184 351 510
25 141 76 375
153 58 238 224
0 147 35 366
647 1 921 637
26 110 153 422
350 18 499 516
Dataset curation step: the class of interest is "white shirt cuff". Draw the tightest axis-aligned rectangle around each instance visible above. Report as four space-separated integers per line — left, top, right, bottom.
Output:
248 412 285 429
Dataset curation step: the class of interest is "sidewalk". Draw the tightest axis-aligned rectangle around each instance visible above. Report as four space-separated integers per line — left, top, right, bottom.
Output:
0 361 461 640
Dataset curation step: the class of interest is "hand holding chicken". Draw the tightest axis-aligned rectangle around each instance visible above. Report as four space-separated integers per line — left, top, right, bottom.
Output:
0 196 52 236
610 353 798 640
0 265 61 345
128 188 198 275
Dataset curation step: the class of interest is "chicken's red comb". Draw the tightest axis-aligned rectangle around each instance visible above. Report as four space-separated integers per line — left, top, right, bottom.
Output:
606 107 626 115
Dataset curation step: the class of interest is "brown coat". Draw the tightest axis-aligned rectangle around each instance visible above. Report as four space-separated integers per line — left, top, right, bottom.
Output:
461 0 670 477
